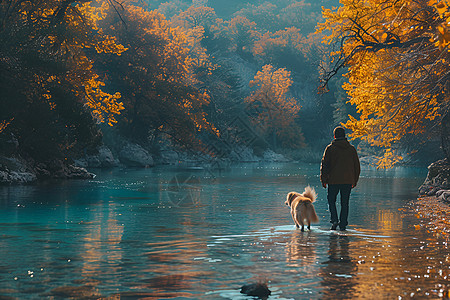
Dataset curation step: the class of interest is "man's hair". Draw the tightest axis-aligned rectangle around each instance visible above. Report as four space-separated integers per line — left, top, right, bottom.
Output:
334 126 345 138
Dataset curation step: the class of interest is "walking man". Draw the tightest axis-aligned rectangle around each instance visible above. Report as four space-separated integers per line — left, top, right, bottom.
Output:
320 127 360 231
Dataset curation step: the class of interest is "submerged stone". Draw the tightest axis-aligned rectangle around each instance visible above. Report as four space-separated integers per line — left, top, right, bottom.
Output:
240 282 271 298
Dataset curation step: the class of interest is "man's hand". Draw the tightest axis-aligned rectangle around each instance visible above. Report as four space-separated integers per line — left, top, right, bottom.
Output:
322 183 327 188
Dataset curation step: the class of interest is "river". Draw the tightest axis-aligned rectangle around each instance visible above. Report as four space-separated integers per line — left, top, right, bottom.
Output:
0 162 448 299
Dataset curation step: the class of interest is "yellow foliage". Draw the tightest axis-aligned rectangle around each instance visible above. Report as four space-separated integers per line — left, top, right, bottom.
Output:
245 64 301 145
319 0 450 167
83 75 124 126
8 0 128 125
97 2 218 138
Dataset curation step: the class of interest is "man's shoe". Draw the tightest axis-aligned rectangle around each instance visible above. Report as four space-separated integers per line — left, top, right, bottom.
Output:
330 223 338 230
339 227 346 231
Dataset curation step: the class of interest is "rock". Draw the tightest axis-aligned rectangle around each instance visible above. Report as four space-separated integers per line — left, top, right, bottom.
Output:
158 149 180 164
0 156 37 184
64 165 95 179
73 158 88 168
119 142 154 167
74 146 119 168
229 146 260 162
419 159 450 196
262 149 290 162
0 170 37 184
240 282 271 299
88 146 118 168
436 189 450 203
359 155 379 166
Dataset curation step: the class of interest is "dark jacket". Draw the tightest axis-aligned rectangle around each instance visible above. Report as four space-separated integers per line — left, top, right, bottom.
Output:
320 138 360 187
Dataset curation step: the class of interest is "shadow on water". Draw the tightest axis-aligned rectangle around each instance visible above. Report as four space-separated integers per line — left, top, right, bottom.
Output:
0 163 448 299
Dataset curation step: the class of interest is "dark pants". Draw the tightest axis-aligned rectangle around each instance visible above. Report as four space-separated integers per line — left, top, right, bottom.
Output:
327 184 352 228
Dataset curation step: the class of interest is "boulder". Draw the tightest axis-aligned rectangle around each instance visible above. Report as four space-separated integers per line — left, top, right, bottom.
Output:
119 142 154 167
262 149 290 162
158 149 180 164
229 146 260 162
418 159 450 196
64 165 95 179
88 146 118 167
240 282 271 299
436 189 450 203
74 146 119 168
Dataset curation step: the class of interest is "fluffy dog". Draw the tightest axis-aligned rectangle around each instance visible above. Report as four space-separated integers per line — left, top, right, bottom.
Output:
285 186 319 231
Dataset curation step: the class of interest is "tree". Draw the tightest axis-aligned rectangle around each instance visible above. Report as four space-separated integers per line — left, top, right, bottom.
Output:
0 0 126 163
211 15 260 58
171 5 217 29
96 2 217 151
157 1 189 19
233 2 279 31
317 0 449 167
245 64 304 149
280 1 319 33
253 27 309 68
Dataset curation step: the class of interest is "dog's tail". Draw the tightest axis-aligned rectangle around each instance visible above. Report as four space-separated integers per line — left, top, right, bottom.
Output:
303 186 317 203
309 205 320 223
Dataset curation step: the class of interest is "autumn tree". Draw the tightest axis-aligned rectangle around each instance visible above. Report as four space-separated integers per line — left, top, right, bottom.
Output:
211 15 260 58
280 1 320 33
171 5 217 29
245 64 304 149
317 0 450 167
253 27 315 70
157 1 189 19
0 1 126 165
233 3 279 31
96 2 217 152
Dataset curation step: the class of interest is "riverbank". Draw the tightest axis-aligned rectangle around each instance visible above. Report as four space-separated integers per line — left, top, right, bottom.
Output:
0 145 291 184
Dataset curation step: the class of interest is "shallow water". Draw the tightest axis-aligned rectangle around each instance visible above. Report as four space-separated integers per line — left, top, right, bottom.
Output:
0 163 448 299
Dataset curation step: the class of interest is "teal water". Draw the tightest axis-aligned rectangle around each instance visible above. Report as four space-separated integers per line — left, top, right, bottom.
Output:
0 163 448 299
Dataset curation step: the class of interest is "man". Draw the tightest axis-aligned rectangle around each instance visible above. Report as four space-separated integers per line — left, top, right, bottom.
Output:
320 126 360 231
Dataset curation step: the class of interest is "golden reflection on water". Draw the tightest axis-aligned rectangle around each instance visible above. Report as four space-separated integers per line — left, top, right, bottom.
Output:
377 209 402 232
278 204 450 299
285 230 317 268
80 201 124 280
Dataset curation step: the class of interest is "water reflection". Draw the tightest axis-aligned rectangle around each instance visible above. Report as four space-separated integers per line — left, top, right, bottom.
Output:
285 230 317 268
320 235 357 299
0 163 448 299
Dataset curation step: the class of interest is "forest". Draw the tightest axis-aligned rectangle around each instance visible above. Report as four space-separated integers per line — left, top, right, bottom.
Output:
0 0 448 182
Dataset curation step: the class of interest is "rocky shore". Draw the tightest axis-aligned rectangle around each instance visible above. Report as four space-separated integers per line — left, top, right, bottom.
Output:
0 142 291 185
0 155 95 184
418 158 450 203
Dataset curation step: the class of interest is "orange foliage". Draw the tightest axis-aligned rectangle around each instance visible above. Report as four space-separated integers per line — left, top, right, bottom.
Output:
171 5 216 28
317 0 449 167
98 2 218 143
245 64 303 148
6 0 127 126
253 27 309 60
170 6 216 73
0 119 12 133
